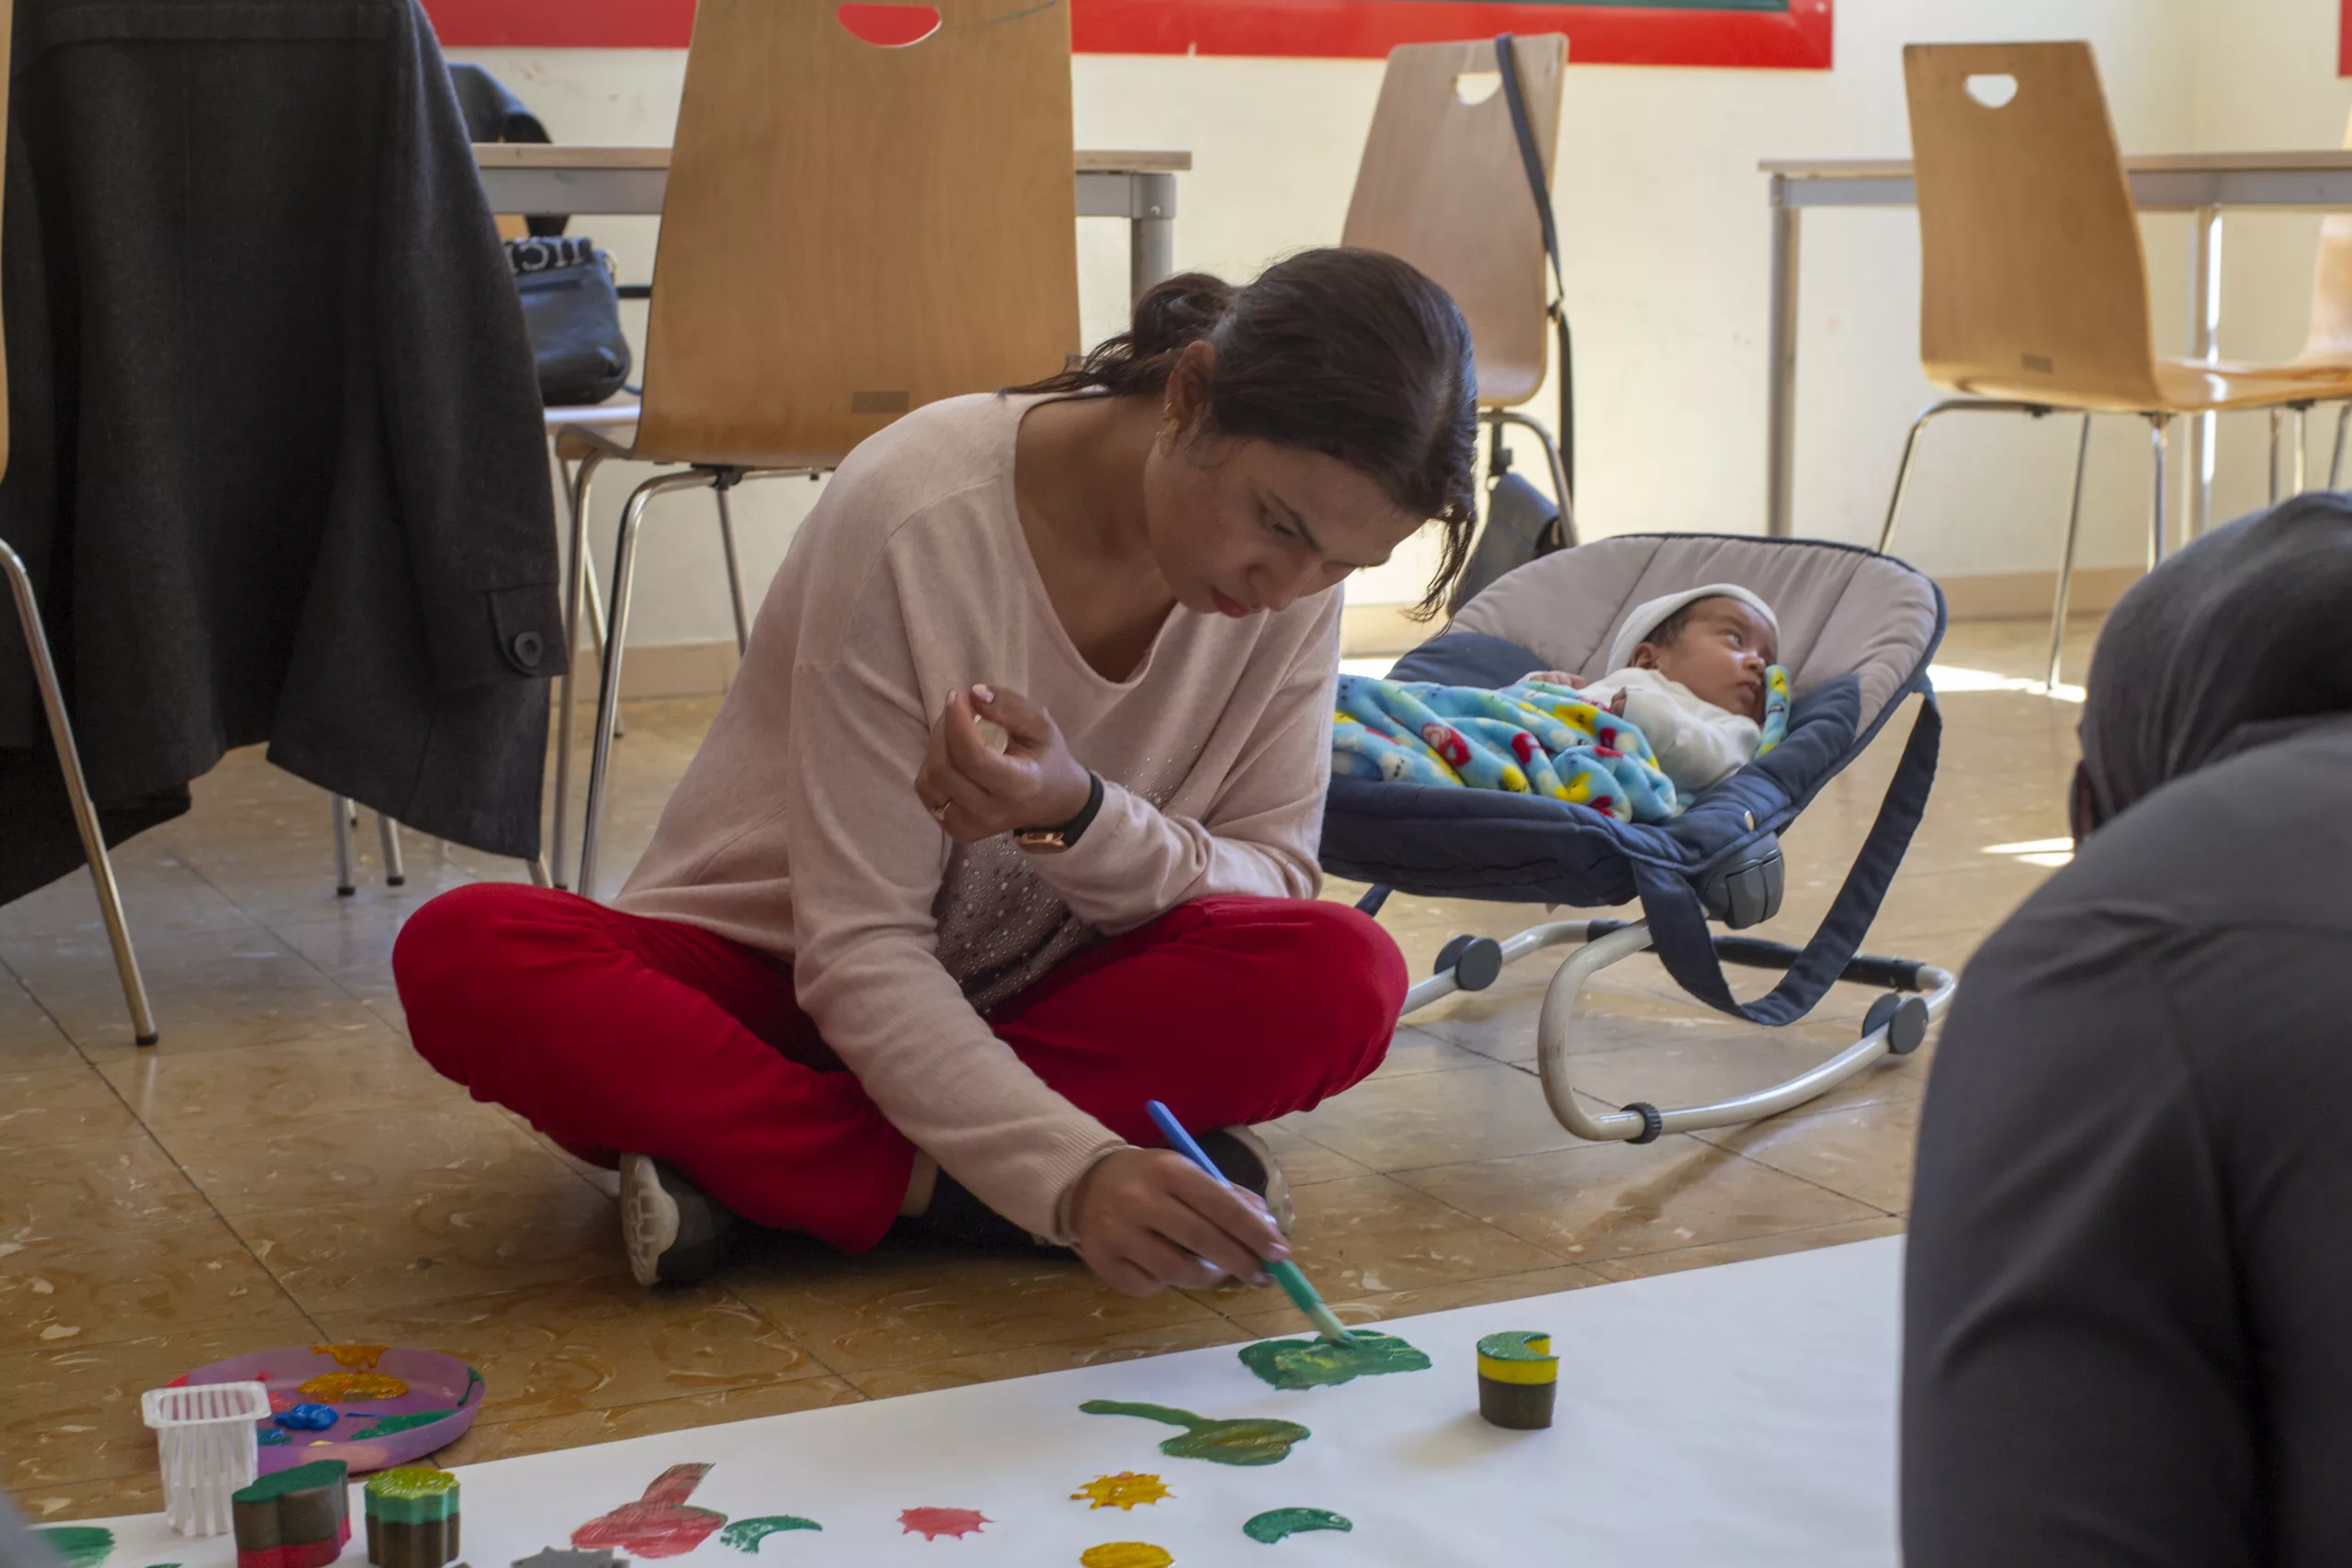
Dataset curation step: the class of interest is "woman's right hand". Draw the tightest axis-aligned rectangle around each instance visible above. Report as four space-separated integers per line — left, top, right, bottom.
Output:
1069 1147 1291 1297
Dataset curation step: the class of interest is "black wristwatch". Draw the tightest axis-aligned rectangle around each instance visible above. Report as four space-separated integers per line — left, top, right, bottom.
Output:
1015 772 1104 855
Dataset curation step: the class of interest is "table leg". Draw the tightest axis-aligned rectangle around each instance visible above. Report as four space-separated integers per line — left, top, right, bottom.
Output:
1129 171 1178 303
2185 205 2222 545
1765 177 1802 538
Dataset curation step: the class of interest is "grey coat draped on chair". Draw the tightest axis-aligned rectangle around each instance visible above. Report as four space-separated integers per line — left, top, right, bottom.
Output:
0 0 564 904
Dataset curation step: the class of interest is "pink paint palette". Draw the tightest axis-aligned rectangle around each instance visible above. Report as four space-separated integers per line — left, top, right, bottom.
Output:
174 1344 485 1476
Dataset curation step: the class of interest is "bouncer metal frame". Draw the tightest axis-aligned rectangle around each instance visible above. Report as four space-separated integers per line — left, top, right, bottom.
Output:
1374 899 1956 1143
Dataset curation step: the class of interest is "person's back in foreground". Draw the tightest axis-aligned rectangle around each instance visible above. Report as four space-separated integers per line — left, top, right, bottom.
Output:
1904 493 2352 1566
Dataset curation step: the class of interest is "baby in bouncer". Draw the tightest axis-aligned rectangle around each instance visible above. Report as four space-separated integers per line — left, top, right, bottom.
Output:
1522 584 1781 795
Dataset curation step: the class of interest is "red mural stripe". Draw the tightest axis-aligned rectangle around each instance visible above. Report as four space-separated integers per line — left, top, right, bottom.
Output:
423 0 1830 67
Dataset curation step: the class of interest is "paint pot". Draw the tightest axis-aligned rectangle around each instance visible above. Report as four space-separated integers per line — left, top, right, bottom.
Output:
1475 1330 1559 1430
232 1459 353 1568
364 1467 459 1568
142 1381 272 1537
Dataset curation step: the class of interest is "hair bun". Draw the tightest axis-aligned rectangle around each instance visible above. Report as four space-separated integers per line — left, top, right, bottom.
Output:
1128 272 1235 358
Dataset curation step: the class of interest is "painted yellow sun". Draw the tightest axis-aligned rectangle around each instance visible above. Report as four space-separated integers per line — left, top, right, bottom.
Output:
1069 1472 1172 1512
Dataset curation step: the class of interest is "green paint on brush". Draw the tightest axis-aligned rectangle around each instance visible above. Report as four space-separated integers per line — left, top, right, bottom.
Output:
1242 1508 1352 1544
716 1517 822 1551
1078 1401 1309 1466
33 1528 113 1568
1237 1330 1430 1391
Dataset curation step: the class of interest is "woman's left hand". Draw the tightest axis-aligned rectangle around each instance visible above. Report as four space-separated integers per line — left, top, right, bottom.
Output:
914 684 1094 844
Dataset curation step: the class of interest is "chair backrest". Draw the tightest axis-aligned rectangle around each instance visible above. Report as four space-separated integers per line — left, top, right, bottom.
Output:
1342 35 1566 410
2297 107 2352 366
636 0 1081 468
1903 41 2162 409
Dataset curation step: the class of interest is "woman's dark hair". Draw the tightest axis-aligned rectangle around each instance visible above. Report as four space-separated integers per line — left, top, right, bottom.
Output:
1012 247 1480 619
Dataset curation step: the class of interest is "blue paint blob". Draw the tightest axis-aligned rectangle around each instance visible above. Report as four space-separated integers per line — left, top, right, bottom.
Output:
257 1429 292 1447
274 1404 338 1432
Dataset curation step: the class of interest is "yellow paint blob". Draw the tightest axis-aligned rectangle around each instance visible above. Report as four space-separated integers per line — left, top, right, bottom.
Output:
1069 1472 1171 1512
1079 1546 1172 1568
296 1371 409 1402
311 1344 390 1371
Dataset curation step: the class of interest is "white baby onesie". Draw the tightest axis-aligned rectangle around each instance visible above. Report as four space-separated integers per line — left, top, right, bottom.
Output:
1577 668 1760 795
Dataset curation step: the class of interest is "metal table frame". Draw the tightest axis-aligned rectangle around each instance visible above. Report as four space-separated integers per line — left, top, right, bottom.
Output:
475 145 1185 301
1761 150 2352 543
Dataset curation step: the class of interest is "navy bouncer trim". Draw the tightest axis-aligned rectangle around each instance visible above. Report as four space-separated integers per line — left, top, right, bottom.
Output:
1328 538 1947 1027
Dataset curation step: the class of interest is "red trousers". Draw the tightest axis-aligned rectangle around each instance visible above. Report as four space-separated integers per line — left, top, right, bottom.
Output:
392 884 1406 1251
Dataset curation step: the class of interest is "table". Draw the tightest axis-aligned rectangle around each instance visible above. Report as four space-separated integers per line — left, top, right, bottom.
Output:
1760 151 2352 541
475 145 1189 302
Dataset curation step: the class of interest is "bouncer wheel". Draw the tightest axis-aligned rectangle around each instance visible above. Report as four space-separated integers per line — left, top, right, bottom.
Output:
1863 993 1931 1055
1435 934 1504 992
1621 1101 1666 1145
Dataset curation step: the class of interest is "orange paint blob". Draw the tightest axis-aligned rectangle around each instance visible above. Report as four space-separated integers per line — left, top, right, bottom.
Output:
295 1371 409 1402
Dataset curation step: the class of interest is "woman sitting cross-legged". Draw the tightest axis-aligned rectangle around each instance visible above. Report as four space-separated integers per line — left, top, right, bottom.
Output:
392 248 1479 1293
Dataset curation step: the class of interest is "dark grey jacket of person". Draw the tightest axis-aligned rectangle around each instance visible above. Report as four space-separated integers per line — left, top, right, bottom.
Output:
0 0 564 903
1904 493 2352 1565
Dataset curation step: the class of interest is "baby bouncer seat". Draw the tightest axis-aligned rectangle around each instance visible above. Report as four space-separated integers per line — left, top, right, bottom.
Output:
1324 534 1958 1144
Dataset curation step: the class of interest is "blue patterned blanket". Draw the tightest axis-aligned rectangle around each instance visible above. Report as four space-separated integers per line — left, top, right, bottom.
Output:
1330 669 1792 824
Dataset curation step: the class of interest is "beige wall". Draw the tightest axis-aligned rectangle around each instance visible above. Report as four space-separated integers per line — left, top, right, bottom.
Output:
457 0 2345 671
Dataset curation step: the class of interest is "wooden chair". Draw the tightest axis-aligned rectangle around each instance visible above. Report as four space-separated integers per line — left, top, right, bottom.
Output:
0 0 157 1043
557 0 1080 896
1342 35 1573 530
1882 42 2352 690
2283 108 2352 491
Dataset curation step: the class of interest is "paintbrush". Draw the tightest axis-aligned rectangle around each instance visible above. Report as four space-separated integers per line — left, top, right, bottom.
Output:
1145 1100 1353 1345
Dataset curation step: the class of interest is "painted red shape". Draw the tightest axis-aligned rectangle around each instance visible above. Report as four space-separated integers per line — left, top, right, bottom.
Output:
836 3 942 47
899 1507 990 1540
572 1464 728 1559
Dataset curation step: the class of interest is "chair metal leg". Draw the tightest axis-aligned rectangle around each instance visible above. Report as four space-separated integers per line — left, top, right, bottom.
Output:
2335 405 2351 489
1482 410 1577 547
2047 412 2093 693
2150 413 2174 567
2 538 158 1044
716 483 751 656
377 814 406 886
1878 398 2051 553
333 796 356 896
527 855 552 887
578 470 718 899
2269 406 2283 504
550 449 605 890
2294 404 2310 495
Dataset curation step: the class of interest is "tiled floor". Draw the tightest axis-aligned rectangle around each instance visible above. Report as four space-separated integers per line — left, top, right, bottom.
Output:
1 617 2095 1522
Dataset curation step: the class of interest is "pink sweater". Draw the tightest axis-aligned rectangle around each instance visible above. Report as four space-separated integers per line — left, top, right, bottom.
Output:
615 392 1342 1240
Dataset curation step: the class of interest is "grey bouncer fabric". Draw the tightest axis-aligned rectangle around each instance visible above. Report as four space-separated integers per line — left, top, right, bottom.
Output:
1449 533 1943 728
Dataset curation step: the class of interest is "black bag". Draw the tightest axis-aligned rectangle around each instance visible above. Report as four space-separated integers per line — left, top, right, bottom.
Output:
1452 468 1566 613
507 236 632 407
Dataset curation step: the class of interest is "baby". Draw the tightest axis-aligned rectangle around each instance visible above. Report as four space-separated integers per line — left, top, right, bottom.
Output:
1523 584 1779 795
